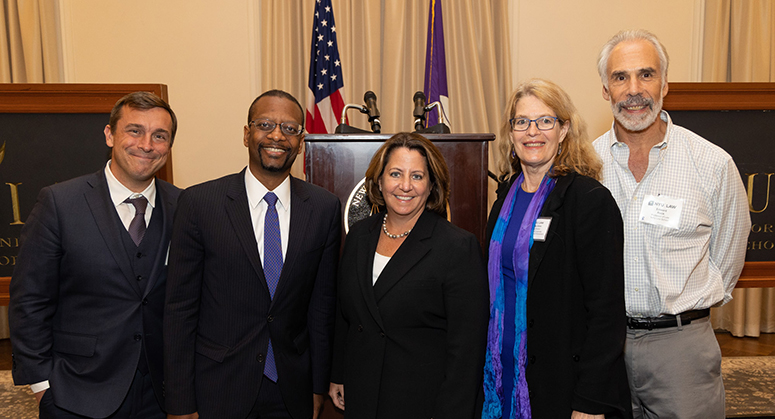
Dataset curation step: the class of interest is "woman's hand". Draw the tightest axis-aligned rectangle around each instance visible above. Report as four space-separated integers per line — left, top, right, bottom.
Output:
571 411 603 419
329 382 345 410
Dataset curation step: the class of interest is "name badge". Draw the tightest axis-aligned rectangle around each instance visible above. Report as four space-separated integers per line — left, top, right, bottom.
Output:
639 194 683 229
533 217 552 242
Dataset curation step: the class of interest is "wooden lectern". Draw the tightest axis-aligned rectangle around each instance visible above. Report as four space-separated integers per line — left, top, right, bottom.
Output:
305 132 493 419
305 133 494 249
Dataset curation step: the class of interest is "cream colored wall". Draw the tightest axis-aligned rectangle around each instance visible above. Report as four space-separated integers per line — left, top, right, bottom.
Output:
509 0 704 139
59 0 258 188
59 0 704 188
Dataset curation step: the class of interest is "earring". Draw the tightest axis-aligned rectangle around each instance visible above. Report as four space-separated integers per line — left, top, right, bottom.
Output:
557 144 562 156
510 143 516 159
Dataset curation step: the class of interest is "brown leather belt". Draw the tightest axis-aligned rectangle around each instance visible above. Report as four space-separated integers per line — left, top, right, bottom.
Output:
626 308 710 330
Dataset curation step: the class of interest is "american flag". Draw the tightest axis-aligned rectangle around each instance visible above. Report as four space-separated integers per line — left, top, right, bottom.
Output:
305 0 346 134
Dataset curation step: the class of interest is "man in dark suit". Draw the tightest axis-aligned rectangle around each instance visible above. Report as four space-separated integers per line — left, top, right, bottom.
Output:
9 92 180 418
164 90 341 419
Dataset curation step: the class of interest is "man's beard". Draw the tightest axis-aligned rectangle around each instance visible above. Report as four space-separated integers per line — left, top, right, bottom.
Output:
611 93 663 132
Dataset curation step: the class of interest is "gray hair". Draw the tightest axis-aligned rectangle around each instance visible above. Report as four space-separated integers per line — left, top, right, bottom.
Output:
597 29 669 88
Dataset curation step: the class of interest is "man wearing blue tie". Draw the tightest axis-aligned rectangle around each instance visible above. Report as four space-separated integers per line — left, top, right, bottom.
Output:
164 90 342 419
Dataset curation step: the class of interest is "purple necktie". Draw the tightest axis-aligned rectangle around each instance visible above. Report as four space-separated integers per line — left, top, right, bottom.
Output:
125 197 147 246
263 192 282 382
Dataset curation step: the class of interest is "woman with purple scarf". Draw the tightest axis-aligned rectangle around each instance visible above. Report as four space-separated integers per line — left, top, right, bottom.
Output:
482 79 631 419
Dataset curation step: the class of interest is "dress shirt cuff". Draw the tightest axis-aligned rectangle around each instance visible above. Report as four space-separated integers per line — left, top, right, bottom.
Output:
30 380 50 393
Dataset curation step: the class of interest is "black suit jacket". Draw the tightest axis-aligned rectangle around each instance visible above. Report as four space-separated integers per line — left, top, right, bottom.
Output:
164 170 341 419
485 172 631 418
9 170 180 418
331 210 489 419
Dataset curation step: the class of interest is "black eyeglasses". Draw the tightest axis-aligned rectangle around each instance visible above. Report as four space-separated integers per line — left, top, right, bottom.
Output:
249 119 304 136
510 116 560 131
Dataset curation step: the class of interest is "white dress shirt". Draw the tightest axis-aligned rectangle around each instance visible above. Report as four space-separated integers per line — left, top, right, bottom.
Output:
372 252 391 285
593 111 750 317
244 170 291 263
105 160 157 228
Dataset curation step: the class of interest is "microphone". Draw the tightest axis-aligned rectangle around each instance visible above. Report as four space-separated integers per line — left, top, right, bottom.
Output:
413 91 427 131
363 91 381 133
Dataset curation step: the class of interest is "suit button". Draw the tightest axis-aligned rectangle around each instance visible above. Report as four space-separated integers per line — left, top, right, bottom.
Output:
257 353 264 363
136 275 143 281
136 252 143 258
142 299 148 305
357 325 363 332
529 355 536 364
573 355 580 362
134 334 142 341
380 332 385 338
528 319 534 328
267 315 274 323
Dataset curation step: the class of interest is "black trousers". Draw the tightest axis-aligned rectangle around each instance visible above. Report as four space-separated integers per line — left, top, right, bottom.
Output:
245 376 293 419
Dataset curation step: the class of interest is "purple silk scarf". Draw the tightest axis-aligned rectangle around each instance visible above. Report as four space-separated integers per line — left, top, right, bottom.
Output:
482 173 556 419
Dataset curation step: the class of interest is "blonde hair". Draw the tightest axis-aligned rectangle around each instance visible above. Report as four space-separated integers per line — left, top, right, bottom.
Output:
496 78 601 181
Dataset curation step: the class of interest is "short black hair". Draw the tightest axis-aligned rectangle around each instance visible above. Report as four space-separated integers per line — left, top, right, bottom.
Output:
247 89 305 127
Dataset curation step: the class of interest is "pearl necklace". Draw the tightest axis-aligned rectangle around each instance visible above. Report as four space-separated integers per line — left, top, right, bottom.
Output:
382 214 412 239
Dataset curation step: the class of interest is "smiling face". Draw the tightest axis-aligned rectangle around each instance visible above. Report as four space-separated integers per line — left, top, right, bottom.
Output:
378 147 431 222
603 39 669 132
510 95 569 176
243 95 304 184
104 106 173 192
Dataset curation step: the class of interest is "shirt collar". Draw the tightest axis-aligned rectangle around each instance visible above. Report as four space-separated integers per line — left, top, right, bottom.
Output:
104 160 157 208
244 169 291 211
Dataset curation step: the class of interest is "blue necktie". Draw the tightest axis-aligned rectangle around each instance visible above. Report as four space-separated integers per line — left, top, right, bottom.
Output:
263 192 282 382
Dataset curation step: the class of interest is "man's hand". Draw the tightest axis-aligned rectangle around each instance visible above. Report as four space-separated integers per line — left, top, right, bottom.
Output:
313 393 325 419
571 411 603 419
328 382 344 410
34 389 46 404
167 414 199 419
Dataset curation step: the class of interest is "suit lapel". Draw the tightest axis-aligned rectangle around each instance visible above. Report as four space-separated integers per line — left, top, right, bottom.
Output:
225 170 267 293
356 216 384 330
273 177 310 305
83 171 143 297
372 211 434 302
142 181 173 297
527 173 574 289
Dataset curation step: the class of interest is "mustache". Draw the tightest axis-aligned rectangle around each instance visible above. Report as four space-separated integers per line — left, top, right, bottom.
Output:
616 95 654 110
258 142 290 151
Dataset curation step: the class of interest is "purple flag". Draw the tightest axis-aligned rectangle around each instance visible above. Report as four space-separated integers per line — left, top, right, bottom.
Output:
423 0 449 128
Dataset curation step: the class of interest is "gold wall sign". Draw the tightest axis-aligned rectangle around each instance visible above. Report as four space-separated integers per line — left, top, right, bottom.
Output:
0 114 110 276
670 110 775 262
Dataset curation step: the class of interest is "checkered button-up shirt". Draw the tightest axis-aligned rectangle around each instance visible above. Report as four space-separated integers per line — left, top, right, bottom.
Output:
593 111 750 317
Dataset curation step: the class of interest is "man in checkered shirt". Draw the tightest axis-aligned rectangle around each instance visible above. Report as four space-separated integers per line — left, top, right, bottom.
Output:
593 30 750 419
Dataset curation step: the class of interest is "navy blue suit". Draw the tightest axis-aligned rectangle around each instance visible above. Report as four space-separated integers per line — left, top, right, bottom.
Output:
10 170 180 418
164 171 341 419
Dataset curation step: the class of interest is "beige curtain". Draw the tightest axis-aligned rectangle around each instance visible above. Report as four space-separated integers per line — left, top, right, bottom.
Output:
256 0 512 182
0 0 63 339
703 0 775 337
0 0 62 82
